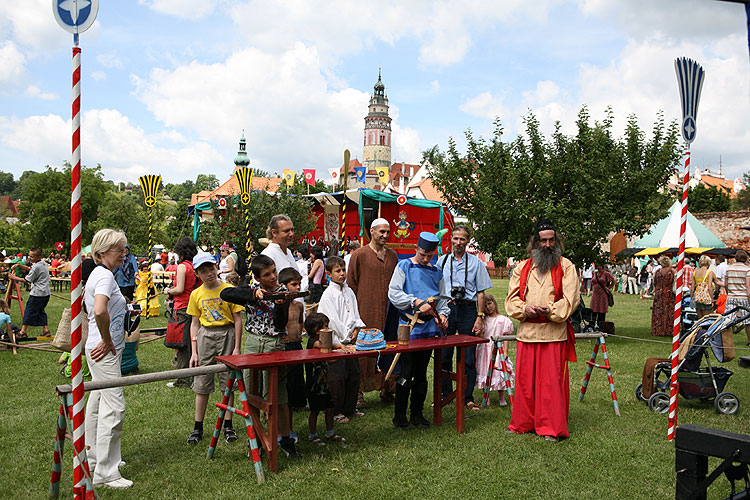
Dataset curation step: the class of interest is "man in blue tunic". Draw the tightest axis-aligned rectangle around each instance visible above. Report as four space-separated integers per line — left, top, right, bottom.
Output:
388 232 450 430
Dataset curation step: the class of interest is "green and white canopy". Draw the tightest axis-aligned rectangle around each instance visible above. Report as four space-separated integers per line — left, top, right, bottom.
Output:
633 201 725 249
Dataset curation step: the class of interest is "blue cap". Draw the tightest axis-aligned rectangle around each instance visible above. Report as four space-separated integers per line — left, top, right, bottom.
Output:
417 232 439 252
192 252 216 270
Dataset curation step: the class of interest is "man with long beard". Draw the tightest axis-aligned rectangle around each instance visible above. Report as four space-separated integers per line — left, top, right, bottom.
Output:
505 219 579 441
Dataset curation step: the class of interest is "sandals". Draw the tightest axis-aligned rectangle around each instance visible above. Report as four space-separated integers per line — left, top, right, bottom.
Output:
308 435 326 446
333 414 350 424
466 402 481 412
326 433 346 443
186 429 203 445
224 427 238 443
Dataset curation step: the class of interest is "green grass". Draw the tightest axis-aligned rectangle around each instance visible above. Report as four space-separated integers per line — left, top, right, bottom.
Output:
2 280 750 499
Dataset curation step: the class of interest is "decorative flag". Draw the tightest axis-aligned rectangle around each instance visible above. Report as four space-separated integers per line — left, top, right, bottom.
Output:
139 174 162 208
217 197 227 209
328 168 340 184
303 169 316 186
283 169 295 187
55 241 65 251
375 166 389 183
354 166 366 183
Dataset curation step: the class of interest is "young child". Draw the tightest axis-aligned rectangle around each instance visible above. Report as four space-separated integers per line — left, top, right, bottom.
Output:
0 298 11 340
277 267 306 412
9 247 51 337
225 271 240 287
475 293 514 406
185 252 244 446
220 254 300 459
304 312 348 445
134 260 160 318
316 256 364 423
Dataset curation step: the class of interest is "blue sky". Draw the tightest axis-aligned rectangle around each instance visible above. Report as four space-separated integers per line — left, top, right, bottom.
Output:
1 0 748 186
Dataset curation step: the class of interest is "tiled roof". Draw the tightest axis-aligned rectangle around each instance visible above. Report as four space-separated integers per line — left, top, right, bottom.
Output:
190 171 283 205
411 178 446 204
339 158 363 175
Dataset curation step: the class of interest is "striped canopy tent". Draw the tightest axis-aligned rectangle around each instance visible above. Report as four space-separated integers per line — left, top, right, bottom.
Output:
633 201 726 250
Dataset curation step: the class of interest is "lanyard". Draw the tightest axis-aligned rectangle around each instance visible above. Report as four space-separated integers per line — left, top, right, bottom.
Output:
449 253 469 288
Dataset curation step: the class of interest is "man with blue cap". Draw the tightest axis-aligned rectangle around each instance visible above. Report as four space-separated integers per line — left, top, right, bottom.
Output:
388 232 450 430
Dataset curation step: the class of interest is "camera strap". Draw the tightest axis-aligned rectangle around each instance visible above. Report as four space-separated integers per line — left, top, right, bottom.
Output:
443 253 468 289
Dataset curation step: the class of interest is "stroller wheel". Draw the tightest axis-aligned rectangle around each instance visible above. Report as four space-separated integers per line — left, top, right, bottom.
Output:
648 392 670 414
714 392 740 415
635 383 646 403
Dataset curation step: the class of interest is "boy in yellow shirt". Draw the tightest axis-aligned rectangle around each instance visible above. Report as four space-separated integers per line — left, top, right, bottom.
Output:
186 252 244 445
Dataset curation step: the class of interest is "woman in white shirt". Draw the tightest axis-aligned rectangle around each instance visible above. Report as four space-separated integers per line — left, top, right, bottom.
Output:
85 229 132 489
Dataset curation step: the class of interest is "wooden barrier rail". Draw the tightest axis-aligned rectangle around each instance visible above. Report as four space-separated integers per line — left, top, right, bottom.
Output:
55 364 226 395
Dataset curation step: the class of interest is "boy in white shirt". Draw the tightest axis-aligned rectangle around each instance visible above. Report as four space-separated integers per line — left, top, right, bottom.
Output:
316 256 364 423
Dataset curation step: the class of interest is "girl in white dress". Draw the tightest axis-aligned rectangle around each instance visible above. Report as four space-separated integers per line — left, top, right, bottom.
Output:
475 293 514 406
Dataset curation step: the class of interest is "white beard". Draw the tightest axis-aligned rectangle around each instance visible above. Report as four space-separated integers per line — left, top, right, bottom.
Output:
532 245 561 274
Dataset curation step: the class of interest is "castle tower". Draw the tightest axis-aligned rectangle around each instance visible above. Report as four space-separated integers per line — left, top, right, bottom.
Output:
362 69 392 172
233 131 250 169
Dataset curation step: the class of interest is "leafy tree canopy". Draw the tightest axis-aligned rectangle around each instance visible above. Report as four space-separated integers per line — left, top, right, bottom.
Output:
686 183 731 213
429 107 682 265
0 171 17 196
16 164 111 248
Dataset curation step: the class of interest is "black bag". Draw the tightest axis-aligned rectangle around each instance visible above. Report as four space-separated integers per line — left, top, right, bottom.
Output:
234 252 249 280
596 273 615 307
164 308 191 349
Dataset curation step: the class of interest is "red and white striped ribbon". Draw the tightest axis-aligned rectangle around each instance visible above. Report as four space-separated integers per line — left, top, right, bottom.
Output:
667 150 690 441
69 46 89 497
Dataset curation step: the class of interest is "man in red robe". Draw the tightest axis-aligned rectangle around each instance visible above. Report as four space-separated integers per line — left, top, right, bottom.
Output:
505 219 579 441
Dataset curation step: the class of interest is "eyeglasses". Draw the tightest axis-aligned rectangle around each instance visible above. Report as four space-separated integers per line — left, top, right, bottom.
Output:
109 247 127 254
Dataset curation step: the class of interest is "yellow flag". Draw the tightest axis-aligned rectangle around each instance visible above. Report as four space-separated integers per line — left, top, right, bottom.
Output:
375 166 389 183
283 169 295 187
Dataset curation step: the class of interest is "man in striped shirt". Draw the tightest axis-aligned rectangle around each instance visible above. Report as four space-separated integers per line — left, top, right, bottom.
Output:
725 250 750 346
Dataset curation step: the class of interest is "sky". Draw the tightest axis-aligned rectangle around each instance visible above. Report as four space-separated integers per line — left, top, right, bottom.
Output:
0 0 748 187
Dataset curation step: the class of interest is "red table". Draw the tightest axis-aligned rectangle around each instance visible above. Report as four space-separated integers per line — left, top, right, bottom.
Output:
217 334 487 473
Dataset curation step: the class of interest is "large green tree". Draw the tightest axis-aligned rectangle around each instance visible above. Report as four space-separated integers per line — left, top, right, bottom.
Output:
16 164 111 248
733 172 750 210
687 183 731 213
0 171 16 196
198 191 318 258
429 107 682 265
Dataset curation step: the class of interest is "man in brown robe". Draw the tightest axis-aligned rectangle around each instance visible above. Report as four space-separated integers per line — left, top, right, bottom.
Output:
347 218 399 406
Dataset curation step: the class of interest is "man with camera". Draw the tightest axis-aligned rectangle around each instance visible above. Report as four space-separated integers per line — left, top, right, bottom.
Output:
438 225 493 412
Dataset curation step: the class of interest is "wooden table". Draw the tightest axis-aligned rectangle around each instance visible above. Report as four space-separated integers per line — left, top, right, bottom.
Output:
217 334 488 473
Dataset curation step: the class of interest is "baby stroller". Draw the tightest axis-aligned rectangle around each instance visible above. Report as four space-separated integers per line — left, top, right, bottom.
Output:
681 290 699 334
570 294 597 334
636 305 749 416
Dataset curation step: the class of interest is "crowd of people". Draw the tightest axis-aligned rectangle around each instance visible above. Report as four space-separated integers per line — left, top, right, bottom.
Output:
14 213 748 491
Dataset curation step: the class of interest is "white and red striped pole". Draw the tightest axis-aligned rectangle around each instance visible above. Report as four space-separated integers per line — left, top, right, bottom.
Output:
69 45 90 498
667 150 690 441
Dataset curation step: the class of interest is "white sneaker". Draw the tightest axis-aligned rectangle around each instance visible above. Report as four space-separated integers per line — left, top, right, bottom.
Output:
95 477 133 489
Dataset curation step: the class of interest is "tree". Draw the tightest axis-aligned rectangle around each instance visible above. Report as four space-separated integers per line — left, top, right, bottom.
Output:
194 174 219 192
687 183 731 213
198 191 318 257
733 172 750 210
421 145 446 168
16 164 112 248
429 107 682 265
0 171 16 196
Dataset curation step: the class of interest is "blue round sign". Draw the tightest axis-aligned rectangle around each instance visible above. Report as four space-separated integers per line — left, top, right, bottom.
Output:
52 0 99 34
682 116 696 144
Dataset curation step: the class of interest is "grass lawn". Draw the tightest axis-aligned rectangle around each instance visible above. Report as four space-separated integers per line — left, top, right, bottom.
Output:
2 279 750 499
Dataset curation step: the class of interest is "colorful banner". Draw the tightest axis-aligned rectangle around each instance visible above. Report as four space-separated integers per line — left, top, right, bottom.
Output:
376 166 389 184
303 168 316 186
54 241 65 251
283 169 295 187
328 167 340 185
354 166 366 183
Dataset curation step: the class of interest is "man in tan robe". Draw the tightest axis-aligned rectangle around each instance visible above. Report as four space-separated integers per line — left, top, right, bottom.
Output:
505 219 579 441
347 218 399 407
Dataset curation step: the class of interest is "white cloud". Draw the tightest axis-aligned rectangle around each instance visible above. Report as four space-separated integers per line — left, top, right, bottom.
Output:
460 92 506 119
24 85 58 100
91 71 107 81
430 80 440 94
139 0 217 20
133 43 394 176
228 0 560 67
0 109 224 183
97 53 123 69
1 0 71 53
0 41 26 90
